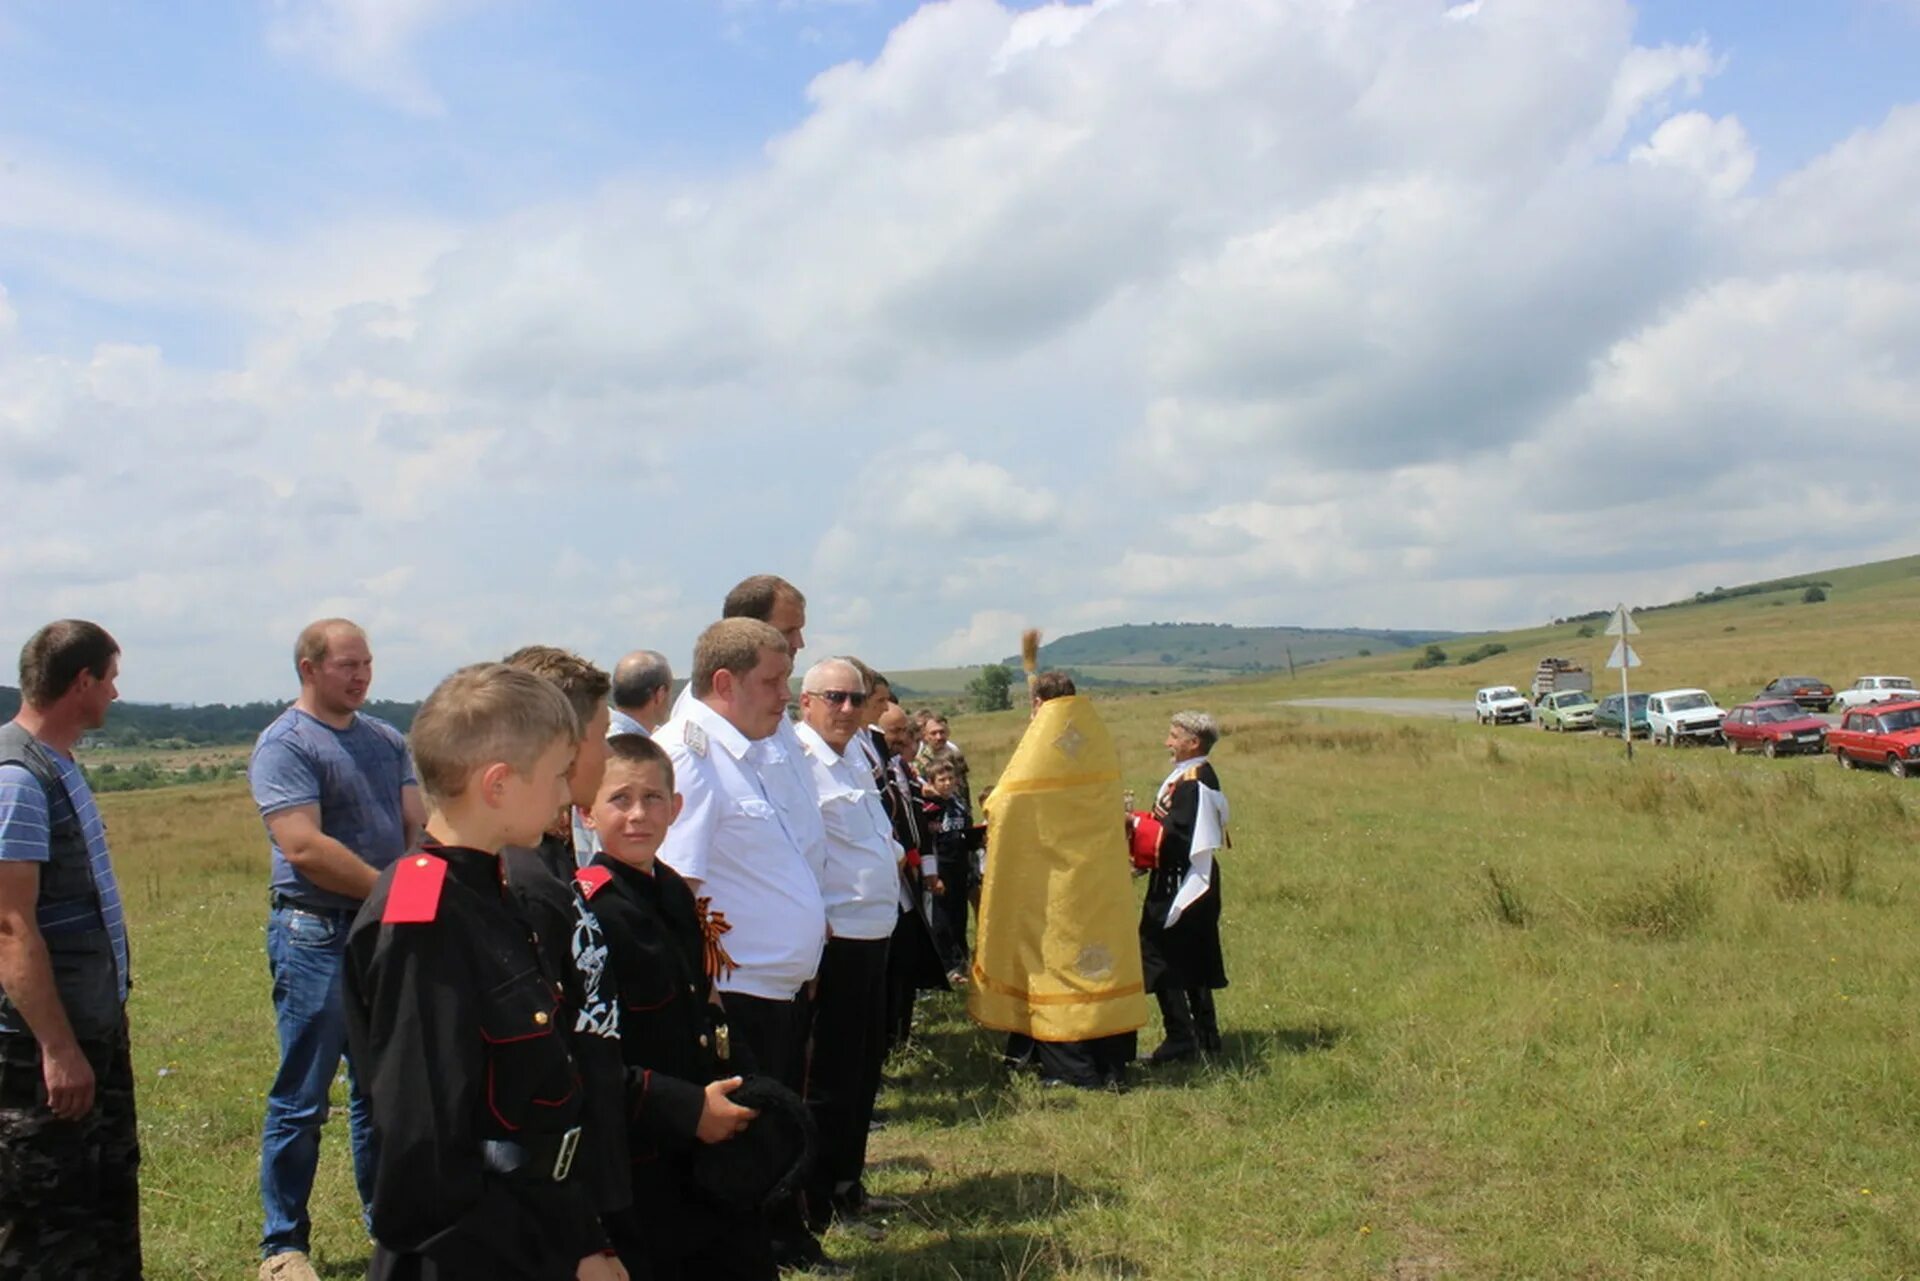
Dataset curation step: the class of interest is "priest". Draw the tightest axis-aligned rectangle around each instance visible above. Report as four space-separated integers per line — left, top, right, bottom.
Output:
968 672 1146 1089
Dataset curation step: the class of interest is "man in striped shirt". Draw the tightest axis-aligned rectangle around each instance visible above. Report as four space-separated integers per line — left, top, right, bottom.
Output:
0 619 139 1279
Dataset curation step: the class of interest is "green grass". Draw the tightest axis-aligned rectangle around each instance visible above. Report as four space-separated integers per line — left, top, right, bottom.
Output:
113 701 1920 1278
106 549 1920 1277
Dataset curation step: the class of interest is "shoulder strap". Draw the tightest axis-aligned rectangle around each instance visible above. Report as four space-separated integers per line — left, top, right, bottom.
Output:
573 864 614 901
383 853 449 924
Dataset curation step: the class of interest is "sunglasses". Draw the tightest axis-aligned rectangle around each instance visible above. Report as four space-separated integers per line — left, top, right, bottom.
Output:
812 690 869 708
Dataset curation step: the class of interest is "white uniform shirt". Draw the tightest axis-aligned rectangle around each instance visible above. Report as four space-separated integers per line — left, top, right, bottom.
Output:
794 722 904 941
655 698 828 1000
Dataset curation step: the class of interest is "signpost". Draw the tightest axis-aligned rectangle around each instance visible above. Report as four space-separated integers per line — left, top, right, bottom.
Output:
1604 604 1641 760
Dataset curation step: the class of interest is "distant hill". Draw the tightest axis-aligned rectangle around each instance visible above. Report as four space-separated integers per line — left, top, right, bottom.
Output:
1003 622 1459 673
0 687 419 748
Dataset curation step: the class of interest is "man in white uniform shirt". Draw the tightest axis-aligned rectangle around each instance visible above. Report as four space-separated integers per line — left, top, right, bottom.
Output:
793 659 907 1228
669 576 829 884
653 618 839 1273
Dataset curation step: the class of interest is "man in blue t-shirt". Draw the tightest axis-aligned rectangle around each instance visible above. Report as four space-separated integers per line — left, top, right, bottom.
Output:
0 619 140 1278
250 619 423 1281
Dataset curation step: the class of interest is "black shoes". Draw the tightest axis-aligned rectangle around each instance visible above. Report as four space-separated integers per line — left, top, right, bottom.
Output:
1142 1040 1198 1066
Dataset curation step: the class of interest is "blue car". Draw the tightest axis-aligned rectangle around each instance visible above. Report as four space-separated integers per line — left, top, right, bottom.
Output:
1593 692 1651 738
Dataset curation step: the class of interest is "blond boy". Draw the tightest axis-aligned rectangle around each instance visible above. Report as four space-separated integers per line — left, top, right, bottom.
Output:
342 663 627 1281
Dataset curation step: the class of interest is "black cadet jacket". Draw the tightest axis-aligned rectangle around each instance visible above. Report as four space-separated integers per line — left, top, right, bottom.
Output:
500 844 631 1219
574 854 727 1154
344 843 610 1281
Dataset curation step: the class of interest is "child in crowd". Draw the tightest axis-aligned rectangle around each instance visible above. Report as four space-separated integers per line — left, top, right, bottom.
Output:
342 663 626 1281
577 733 771 1281
922 759 973 981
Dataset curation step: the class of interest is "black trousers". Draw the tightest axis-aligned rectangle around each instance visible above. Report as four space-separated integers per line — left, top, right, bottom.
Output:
930 860 973 972
1003 1031 1137 1089
1154 987 1221 1055
0 1016 142 1281
719 990 817 1262
802 936 890 1217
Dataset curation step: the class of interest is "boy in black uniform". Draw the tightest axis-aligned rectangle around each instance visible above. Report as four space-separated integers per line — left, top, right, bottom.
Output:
921 759 973 982
576 733 770 1280
343 663 628 1281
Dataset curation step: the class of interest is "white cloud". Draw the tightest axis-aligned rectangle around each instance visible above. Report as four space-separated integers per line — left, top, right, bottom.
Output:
931 608 1030 665
264 0 482 114
1630 111 1755 199
7 0 1920 697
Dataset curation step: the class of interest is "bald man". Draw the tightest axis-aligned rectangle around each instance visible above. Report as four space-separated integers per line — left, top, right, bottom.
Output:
609 649 673 737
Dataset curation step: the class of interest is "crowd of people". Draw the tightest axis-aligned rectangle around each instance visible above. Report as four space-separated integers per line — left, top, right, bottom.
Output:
0 575 1231 1281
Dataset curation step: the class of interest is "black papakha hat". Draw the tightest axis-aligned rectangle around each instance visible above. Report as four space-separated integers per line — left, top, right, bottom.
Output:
688 1075 818 1209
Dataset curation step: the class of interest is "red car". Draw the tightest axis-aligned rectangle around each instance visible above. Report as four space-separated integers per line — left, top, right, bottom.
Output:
1829 700 1920 778
1722 699 1828 758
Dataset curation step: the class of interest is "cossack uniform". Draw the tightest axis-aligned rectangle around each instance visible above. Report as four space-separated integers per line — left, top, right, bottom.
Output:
573 856 774 1281
343 842 614 1280
1137 758 1230 1058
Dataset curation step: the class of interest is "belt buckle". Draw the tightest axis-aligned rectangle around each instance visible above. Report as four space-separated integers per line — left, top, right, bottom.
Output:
551 1126 582 1181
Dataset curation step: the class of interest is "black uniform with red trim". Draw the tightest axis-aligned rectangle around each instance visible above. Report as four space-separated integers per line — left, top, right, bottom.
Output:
574 854 774 1281
500 844 631 1224
343 842 613 1281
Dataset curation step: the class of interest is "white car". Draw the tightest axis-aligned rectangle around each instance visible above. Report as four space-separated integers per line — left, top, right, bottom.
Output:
1475 686 1533 725
1832 675 1918 713
1646 688 1726 746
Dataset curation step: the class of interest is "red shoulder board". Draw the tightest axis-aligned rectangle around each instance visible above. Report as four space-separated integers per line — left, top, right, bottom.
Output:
573 865 614 901
383 853 449 924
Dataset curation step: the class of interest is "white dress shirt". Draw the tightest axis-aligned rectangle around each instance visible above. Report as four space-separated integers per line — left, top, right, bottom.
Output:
655 698 828 1000
794 722 904 941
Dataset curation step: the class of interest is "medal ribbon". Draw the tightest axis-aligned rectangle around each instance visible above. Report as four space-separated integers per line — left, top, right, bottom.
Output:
695 896 739 981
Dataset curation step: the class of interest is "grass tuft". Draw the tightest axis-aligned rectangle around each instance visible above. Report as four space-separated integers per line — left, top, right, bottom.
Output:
1481 865 1532 928
1601 862 1716 939
1768 842 1861 902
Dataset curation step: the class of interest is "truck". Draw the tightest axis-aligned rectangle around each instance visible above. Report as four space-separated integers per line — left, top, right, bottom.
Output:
1532 657 1592 700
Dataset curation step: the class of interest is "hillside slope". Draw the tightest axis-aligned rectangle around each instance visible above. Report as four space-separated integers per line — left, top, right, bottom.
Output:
1252 550 1920 708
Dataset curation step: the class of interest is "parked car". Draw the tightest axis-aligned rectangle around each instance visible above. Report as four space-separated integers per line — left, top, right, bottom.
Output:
1755 676 1834 713
1829 700 1920 778
1832 675 1918 712
1722 699 1827 757
1474 686 1532 725
1536 689 1598 731
1593 692 1650 738
1646 688 1726 746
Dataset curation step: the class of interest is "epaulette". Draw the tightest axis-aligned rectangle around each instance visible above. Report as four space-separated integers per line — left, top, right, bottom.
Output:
383 853 449 924
683 721 709 758
1180 765 1204 784
574 864 614 901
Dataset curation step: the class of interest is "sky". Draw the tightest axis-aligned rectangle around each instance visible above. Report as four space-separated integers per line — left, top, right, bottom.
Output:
2 0 1918 704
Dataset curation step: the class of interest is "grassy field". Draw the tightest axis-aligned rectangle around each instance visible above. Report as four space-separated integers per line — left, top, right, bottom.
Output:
103 551 1920 1277
1262 551 1920 710
891 664 1245 700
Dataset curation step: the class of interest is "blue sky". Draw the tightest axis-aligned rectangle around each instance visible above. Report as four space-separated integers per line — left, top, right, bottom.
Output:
2 1 1918 701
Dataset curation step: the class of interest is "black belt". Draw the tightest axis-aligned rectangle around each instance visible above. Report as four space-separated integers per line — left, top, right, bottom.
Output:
481 1128 582 1183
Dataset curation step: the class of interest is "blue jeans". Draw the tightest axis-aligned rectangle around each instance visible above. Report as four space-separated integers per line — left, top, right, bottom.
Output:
259 902 375 1258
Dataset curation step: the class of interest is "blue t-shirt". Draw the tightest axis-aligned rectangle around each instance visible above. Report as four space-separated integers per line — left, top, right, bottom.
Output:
250 708 416 912
0 750 130 1030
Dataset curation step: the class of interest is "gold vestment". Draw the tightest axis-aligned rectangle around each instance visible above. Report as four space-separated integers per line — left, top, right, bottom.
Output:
967 695 1148 1041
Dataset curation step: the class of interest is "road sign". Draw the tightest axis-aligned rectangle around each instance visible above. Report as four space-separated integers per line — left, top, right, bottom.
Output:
1604 604 1640 637
1606 640 1641 669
